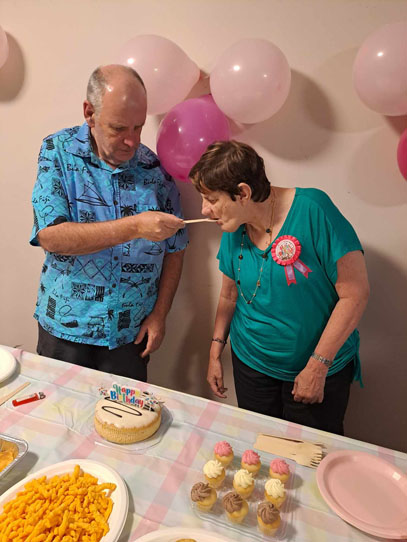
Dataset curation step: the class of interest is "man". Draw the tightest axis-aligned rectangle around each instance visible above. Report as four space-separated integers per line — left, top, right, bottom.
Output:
30 65 188 381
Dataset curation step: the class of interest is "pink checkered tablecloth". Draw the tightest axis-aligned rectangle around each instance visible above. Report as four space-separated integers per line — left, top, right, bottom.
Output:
0 346 406 542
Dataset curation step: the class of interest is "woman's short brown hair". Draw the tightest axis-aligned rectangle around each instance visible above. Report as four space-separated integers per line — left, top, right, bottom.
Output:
189 140 271 202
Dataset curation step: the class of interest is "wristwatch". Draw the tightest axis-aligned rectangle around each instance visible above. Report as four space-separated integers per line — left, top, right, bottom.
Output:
311 352 333 368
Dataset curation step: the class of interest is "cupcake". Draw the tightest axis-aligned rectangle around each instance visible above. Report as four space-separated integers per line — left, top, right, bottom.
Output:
203 459 225 488
222 491 249 524
190 482 217 511
269 458 290 483
214 441 234 467
257 501 281 536
264 478 286 509
233 469 255 499
241 449 261 476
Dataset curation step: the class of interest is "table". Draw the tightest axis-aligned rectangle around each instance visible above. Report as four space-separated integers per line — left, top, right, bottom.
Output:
0 345 406 542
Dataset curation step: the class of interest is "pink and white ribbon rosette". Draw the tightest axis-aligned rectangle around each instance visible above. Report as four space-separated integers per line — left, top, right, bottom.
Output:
271 235 312 286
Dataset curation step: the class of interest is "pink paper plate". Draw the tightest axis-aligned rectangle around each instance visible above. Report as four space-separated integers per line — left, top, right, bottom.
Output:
316 450 407 539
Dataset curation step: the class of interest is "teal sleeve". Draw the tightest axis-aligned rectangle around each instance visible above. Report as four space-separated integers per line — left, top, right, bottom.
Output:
30 138 70 246
310 190 363 284
217 232 236 280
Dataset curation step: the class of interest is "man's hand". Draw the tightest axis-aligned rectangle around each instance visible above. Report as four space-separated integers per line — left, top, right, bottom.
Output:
207 357 228 399
134 212 185 241
134 312 165 357
292 358 328 404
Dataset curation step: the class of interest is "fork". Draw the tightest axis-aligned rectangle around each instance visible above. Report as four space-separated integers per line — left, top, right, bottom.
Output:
288 449 324 468
254 434 324 468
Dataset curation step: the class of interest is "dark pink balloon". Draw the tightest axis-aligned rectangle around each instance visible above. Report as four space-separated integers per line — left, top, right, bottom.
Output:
156 94 230 182
397 129 407 181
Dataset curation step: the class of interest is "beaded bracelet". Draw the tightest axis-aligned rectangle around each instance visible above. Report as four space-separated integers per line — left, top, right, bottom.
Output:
212 337 227 345
311 352 333 368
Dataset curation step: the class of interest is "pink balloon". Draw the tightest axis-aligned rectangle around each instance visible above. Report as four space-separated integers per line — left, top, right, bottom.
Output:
0 25 8 69
117 35 200 115
156 95 230 182
210 38 291 124
353 22 407 116
397 129 407 181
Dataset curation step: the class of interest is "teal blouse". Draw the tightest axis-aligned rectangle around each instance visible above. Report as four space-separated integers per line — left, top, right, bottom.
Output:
217 188 363 382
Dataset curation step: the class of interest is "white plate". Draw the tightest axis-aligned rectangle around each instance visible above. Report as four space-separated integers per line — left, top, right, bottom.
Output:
0 348 17 383
0 459 128 542
135 527 234 542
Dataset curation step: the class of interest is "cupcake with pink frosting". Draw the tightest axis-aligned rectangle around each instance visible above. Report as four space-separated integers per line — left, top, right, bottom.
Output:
214 441 234 467
269 458 290 483
241 449 262 477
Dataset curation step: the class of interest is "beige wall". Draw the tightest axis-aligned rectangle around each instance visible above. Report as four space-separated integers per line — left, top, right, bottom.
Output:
0 0 406 452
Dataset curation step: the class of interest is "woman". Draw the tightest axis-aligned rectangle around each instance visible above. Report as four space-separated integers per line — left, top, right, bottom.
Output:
189 140 369 435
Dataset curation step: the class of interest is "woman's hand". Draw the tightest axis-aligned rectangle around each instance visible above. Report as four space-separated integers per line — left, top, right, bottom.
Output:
207 357 228 399
206 273 236 399
292 358 328 404
292 251 369 405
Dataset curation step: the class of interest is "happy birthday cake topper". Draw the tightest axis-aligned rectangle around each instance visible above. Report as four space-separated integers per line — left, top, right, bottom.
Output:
99 382 162 411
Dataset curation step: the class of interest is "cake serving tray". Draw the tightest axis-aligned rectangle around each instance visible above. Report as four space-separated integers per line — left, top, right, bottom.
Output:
0 433 28 481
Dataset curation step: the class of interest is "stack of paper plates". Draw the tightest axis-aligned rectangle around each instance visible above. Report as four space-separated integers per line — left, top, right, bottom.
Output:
0 348 17 383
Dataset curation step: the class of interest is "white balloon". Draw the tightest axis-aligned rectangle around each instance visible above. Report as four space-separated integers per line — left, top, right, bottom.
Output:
353 22 407 116
210 38 291 124
117 35 200 115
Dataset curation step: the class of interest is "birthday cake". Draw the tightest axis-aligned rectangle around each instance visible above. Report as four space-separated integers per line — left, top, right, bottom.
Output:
94 396 162 444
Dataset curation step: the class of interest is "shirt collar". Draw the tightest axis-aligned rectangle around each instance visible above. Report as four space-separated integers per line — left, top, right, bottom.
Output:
65 122 141 171
65 122 93 158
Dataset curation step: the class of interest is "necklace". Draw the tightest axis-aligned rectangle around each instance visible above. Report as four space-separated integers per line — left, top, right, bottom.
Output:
236 190 276 305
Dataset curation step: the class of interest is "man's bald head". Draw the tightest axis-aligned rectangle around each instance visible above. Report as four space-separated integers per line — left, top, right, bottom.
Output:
87 64 146 116
83 64 147 168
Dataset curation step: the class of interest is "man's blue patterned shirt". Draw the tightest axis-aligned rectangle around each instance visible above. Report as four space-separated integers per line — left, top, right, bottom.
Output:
30 123 188 349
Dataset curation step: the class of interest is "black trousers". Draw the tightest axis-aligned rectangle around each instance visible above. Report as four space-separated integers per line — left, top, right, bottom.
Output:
37 324 149 382
231 348 354 435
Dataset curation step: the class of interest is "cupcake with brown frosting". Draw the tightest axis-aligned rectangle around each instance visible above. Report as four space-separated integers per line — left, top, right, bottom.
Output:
190 482 217 511
257 501 281 535
222 491 249 524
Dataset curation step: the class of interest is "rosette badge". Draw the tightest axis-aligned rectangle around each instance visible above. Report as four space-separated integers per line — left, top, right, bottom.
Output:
271 235 312 286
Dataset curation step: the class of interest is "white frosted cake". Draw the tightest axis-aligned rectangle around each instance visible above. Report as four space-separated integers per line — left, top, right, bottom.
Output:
94 397 162 444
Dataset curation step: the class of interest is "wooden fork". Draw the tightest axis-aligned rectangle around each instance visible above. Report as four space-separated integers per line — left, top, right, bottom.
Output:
289 448 324 468
254 434 325 468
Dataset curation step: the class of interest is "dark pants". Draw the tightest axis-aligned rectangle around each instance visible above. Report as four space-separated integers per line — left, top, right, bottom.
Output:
37 324 149 381
231 348 354 435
